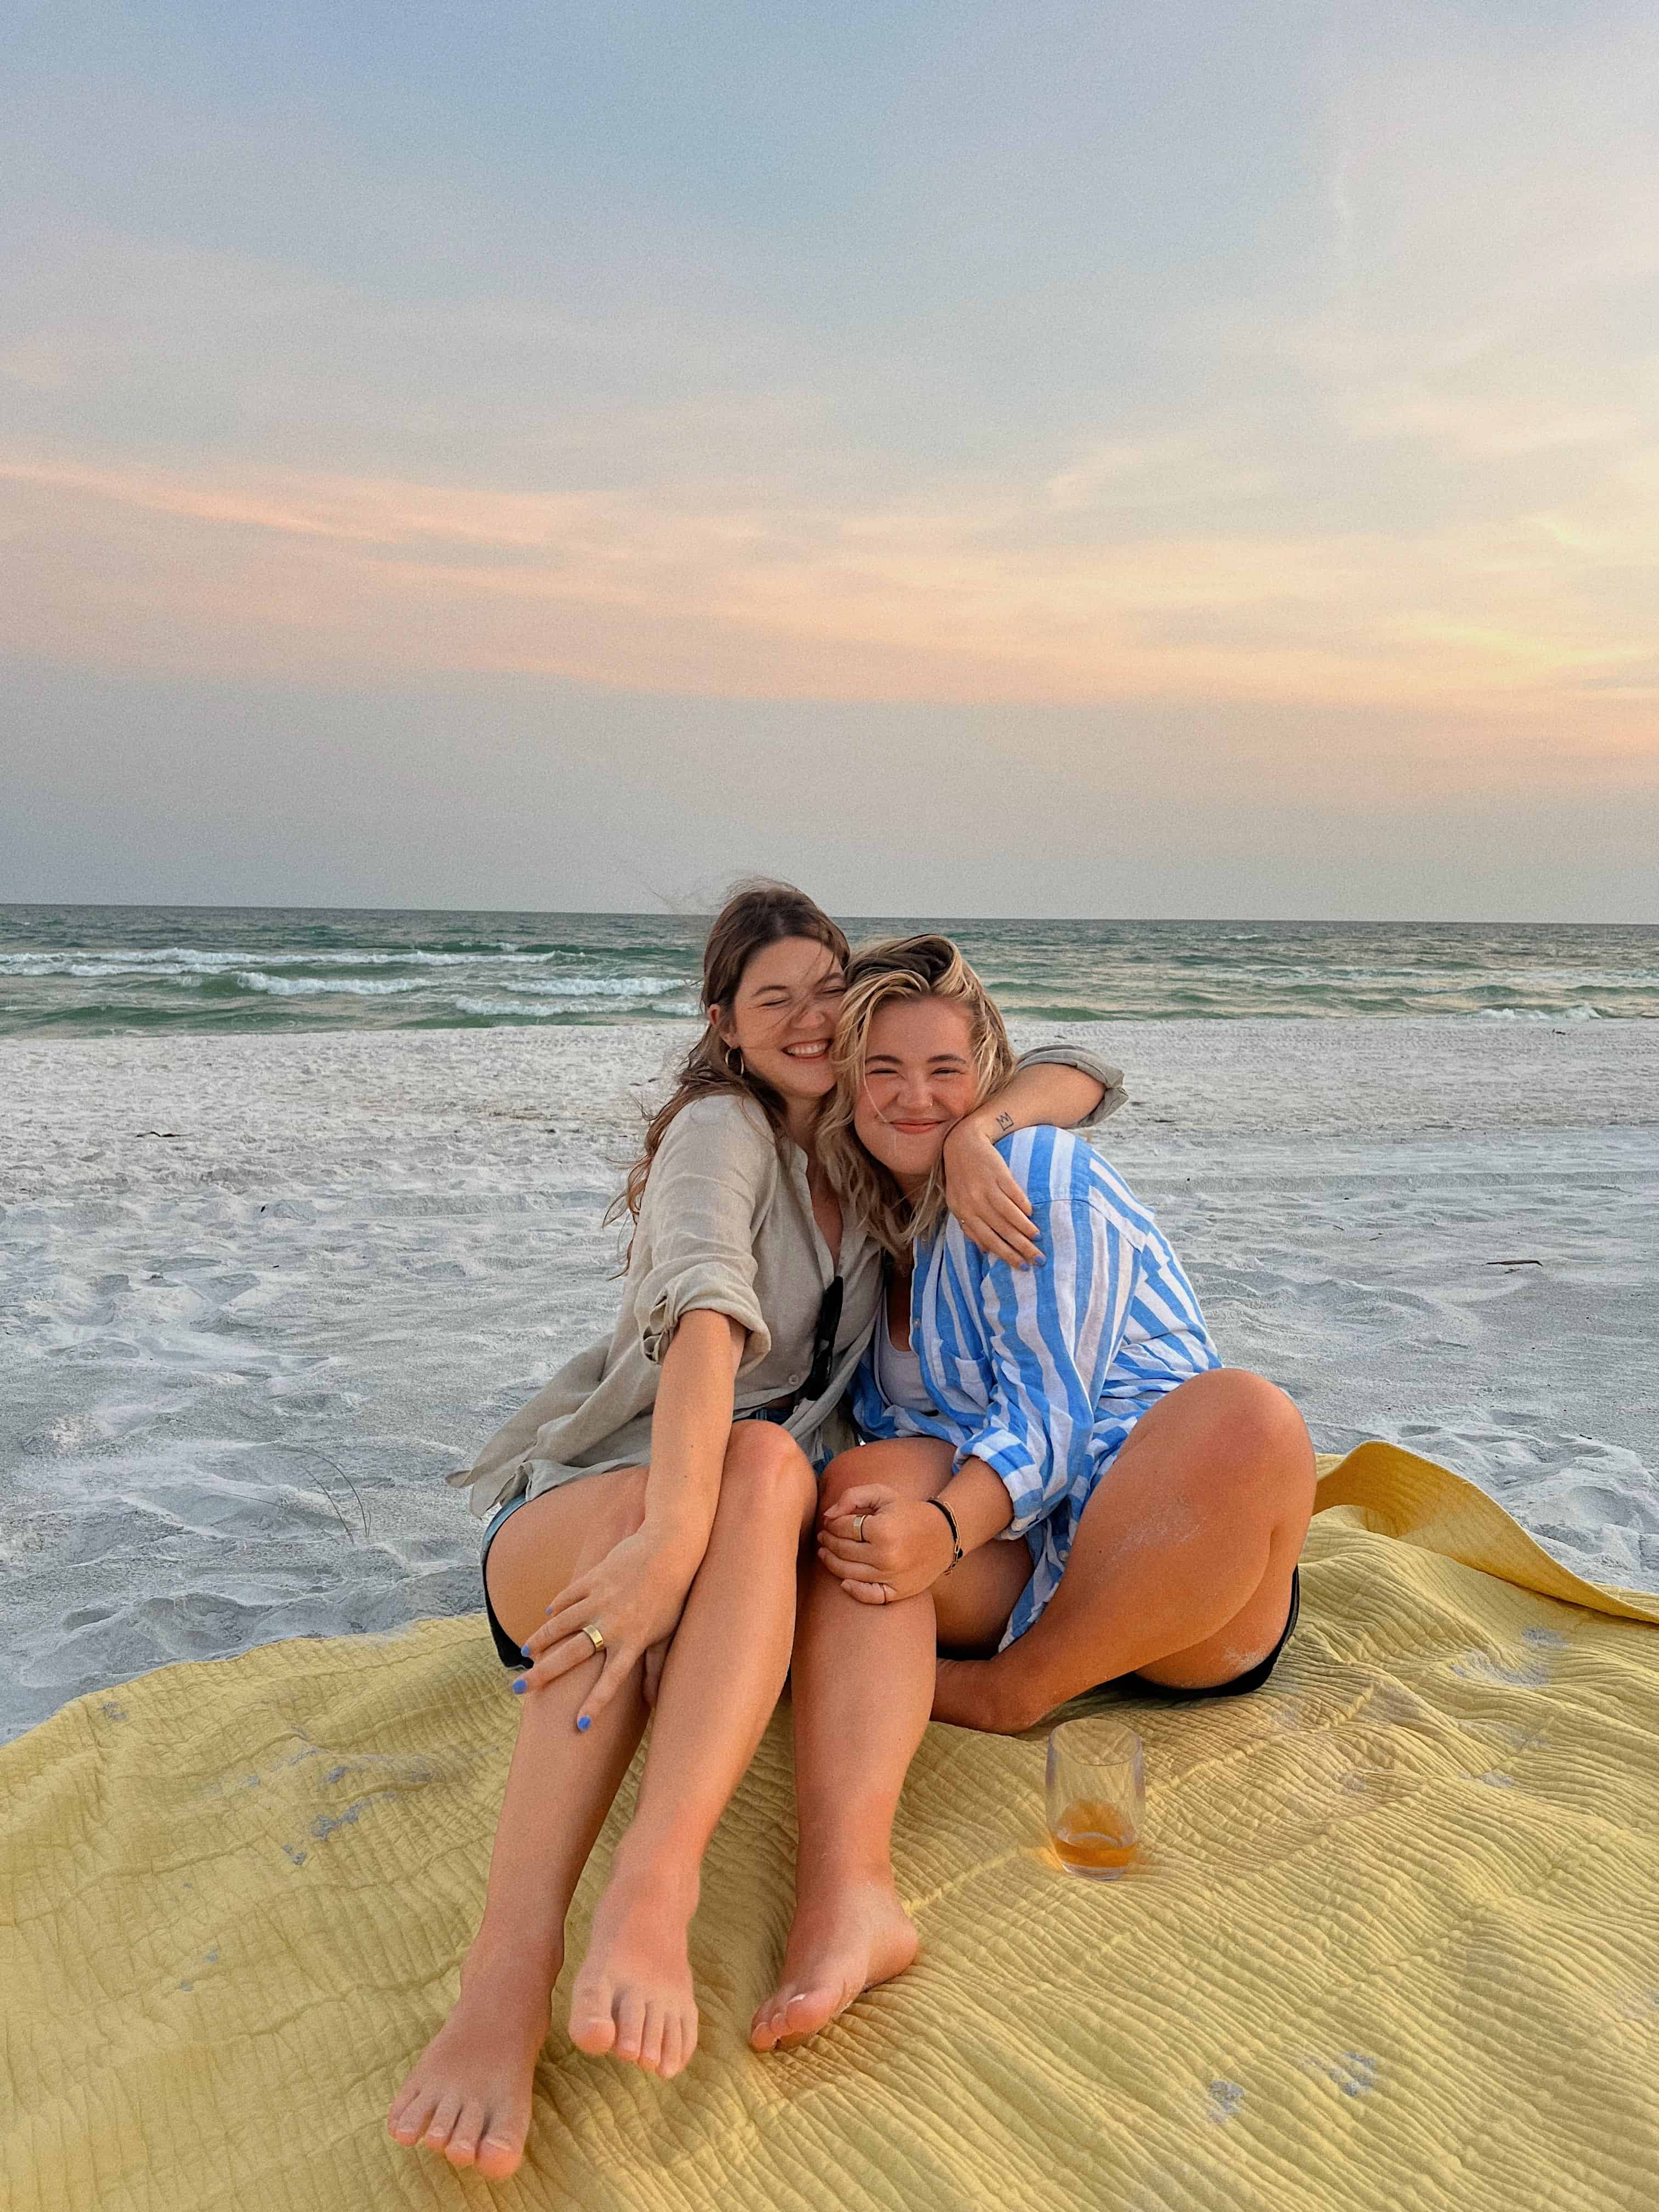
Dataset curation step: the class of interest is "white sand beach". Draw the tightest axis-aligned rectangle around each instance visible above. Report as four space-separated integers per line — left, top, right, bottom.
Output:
3 1016 1655 1746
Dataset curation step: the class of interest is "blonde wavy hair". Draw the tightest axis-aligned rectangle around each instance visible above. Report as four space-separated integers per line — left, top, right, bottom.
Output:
819 934 1014 1257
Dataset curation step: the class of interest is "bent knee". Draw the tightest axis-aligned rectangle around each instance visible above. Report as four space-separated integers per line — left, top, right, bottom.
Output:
819 1437 953 1516
816 1446 869 1515
1192 1369 1314 1495
720 1420 816 1516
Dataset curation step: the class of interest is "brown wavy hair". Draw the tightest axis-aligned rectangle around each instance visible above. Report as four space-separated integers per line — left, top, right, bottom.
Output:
817 934 1015 1257
611 881 850 1228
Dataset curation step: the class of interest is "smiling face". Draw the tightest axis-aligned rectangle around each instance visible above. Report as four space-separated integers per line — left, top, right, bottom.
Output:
851 995 980 1192
710 934 846 1109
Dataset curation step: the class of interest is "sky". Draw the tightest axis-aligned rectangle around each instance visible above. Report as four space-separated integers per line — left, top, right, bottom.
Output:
3 1 1655 918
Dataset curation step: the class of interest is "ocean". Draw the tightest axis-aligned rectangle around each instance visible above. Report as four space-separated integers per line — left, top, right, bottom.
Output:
1 906 1654 1036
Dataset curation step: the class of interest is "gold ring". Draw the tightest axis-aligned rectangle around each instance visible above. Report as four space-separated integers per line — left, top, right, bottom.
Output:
579 1622 606 1655
853 1513 867 1542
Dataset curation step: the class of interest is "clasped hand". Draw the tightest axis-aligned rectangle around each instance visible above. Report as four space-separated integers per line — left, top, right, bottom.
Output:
517 1525 697 1724
817 1483 958 1605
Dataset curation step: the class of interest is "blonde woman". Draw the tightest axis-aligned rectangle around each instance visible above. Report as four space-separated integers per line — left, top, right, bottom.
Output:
749 935 1315 2054
387 887 1116 2180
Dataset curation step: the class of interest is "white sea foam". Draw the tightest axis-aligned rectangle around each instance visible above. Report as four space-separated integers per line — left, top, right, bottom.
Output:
1 944 682 974
63 962 207 984
234 972 428 997
449 985 696 1016
504 973 685 999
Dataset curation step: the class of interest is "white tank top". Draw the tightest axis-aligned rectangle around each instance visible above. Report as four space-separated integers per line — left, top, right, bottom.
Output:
872 1312 934 1413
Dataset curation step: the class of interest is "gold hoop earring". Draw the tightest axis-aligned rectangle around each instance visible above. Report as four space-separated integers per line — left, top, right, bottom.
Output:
729 1046 745 1077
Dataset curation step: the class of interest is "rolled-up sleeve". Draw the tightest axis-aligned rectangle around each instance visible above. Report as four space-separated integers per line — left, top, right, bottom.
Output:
951 1141 1137 1535
1013 1044 1127 1127
632 1099 776 1367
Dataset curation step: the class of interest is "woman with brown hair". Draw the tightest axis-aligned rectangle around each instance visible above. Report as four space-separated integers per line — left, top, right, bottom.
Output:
748 935 1315 2054
387 885 1116 2180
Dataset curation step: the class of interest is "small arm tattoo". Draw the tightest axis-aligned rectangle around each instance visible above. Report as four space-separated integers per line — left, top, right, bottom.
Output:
992 1110 1014 1136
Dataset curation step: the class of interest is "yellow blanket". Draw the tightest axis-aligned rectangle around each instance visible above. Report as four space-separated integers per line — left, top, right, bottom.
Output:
4 1444 1656 2211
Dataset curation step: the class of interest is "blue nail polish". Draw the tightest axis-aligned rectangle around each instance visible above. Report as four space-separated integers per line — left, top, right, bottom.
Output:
511 1679 527 1695
520 1644 533 1659
576 1714 592 1733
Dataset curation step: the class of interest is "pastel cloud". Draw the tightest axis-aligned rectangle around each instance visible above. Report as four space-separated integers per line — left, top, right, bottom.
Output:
3 452 1656 732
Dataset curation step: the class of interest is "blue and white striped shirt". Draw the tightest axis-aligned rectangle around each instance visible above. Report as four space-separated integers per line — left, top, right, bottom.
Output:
851 1125 1220 1649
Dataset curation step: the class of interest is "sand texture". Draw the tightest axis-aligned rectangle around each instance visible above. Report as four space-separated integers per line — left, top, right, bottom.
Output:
3 1016 1656 1743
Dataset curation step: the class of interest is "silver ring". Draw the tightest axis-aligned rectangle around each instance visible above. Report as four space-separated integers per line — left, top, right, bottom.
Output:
853 1513 867 1543
579 1622 606 1655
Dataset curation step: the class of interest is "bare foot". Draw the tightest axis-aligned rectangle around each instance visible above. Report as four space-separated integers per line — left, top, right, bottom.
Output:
749 1876 919 2052
386 1934 560 2180
567 1857 699 2079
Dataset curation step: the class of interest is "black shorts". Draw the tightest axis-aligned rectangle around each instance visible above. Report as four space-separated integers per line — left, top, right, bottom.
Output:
484 1496 1301 1699
480 1493 534 1672
1115 1566 1300 1701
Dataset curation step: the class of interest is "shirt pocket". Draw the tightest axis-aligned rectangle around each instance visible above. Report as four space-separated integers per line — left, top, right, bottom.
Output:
947 1356 990 1409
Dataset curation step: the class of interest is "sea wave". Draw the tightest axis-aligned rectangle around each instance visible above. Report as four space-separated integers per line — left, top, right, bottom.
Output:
450 988 698 1018
503 973 686 1000
449 996 585 1019
234 972 428 997
4 909 1655 1036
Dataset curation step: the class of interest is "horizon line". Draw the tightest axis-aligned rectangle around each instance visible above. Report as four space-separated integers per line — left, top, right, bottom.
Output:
1 900 1653 930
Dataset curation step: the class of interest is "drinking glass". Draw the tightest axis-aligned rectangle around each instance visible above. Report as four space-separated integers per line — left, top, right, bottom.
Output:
1045 1717 1144 1879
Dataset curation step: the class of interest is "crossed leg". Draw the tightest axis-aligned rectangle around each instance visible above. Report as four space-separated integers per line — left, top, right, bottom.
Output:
388 1420 816 2178
932 1367 1316 1730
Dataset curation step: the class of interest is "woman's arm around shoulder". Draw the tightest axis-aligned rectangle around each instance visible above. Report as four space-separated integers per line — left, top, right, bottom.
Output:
943 1047 1122 1266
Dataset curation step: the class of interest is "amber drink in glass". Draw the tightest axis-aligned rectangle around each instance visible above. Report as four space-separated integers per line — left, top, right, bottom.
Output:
1046 1718 1144 1879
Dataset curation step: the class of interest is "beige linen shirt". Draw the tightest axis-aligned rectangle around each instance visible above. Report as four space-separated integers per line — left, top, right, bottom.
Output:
448 1045 1125 1519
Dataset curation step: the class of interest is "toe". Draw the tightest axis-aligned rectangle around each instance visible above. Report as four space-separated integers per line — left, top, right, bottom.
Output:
388 2084 438 2145
444 2102 486 2168
613 1989 648 2064
659 2016 684 2080
569 1982 618 2055
777 1985 839 2049
477 2129 525 2183
638 2006 667 2076
421 2090 464 2149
